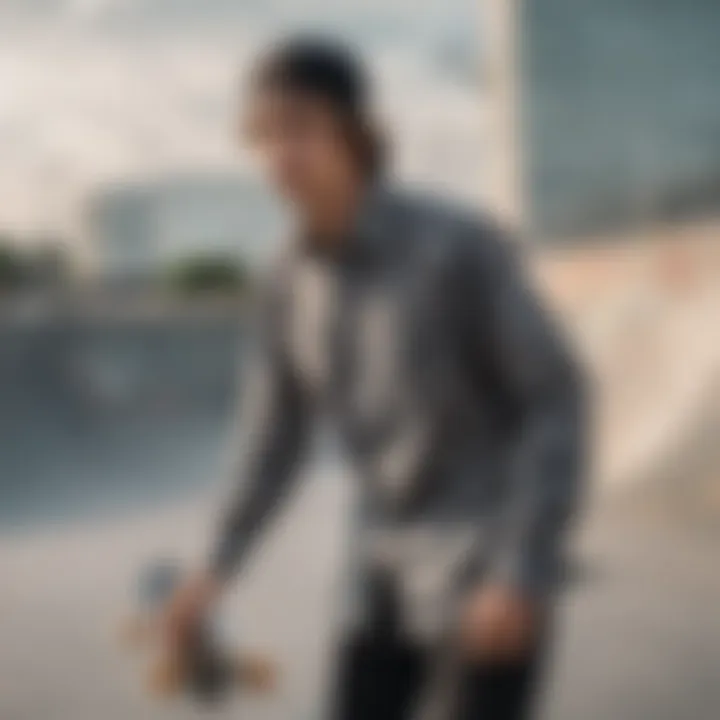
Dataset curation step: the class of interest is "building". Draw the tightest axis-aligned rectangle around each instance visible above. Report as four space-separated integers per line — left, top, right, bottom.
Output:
483 0 720 241
85 172 287 279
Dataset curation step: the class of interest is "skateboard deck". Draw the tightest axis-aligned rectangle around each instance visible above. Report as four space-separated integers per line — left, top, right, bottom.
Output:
120 558 276 702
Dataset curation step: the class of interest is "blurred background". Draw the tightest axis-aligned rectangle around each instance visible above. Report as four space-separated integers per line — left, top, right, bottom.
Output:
0 1 718 719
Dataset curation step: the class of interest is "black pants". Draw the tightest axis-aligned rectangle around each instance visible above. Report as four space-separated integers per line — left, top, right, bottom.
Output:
331 631 545 720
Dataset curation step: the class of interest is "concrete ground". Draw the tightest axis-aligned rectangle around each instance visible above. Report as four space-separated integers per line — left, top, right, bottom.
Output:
1 401 719 720
543 409 720 720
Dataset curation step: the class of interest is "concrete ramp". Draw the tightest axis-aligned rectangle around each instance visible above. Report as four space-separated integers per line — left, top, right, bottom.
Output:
0 313 244 529
538 226 720 492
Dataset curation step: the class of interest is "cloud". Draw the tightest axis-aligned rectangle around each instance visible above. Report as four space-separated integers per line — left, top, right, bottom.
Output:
0 1 482 240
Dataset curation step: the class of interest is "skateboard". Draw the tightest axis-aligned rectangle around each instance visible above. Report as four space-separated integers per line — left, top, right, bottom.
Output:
120 558 276 703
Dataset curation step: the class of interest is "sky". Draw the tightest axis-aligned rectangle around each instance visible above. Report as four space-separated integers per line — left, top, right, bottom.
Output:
0 0 483 247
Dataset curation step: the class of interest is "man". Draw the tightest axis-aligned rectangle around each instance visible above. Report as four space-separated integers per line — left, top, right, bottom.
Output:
165 38 585 720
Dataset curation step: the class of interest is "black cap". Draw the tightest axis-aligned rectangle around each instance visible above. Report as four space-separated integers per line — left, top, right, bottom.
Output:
250 37 369 117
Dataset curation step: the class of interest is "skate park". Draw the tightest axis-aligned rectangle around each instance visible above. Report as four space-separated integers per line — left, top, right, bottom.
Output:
2 1 720 719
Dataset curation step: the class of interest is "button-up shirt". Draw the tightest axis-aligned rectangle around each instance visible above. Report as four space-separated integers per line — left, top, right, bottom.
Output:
212 185 585 639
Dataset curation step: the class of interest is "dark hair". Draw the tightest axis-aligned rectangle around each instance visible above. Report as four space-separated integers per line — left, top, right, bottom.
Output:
338 111 386 179
248 37 386 178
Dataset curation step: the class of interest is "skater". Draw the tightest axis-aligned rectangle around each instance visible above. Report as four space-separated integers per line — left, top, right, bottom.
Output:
164 37 585 720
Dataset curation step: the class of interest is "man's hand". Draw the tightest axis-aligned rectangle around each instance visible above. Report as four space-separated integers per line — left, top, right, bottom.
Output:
161 573 221 655
458 585 539 662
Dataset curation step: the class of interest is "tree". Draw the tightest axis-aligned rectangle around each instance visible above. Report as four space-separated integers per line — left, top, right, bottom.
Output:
0 241 27 291
29 240 72 286
165 254 250 296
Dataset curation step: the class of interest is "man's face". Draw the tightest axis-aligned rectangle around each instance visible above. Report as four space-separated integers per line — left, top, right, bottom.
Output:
245 90 354 206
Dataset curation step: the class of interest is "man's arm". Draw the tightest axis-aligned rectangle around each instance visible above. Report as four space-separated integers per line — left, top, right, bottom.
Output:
457 222 587 600
210 280 309 581
162 279 308 654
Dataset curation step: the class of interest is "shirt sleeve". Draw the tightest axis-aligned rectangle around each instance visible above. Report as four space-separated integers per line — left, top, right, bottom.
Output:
210 279 310 581
456 221 587 598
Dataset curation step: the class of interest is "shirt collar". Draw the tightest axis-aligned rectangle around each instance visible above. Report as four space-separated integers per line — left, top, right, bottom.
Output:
299 181 397 266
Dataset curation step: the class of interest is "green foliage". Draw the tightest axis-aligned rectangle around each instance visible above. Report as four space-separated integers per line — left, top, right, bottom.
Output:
0 239 72 291
0 242 27 290
31 242 71 285
165 254 250 295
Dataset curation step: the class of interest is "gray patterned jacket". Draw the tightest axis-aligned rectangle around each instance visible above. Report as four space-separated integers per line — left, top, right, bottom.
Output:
212 186 585 639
